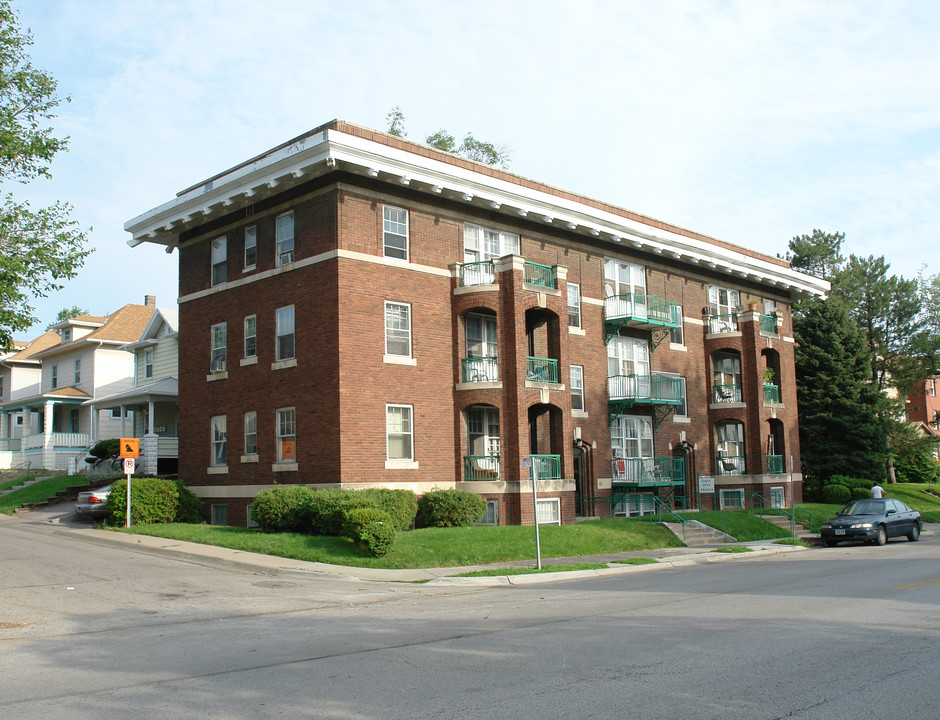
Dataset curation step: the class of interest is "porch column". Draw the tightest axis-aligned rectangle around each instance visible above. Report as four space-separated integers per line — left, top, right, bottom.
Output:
42 401 55 470
0 411 8 441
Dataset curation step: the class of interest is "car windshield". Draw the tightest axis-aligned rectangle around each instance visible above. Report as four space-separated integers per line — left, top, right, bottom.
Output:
839 500 884 516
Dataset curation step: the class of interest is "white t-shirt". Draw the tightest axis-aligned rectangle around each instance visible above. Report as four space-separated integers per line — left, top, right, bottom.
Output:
871 485 885 499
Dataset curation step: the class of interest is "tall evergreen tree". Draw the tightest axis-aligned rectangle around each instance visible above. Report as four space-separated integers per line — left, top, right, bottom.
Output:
794 298 888 494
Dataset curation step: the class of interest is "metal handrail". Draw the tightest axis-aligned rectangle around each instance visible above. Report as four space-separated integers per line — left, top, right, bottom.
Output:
462 356 499 382
524 262 556 288
459 261 496 287
526 357 558 383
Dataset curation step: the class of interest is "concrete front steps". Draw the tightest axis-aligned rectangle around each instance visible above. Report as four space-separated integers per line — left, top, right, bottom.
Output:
757 513 814 538
662 520 736 546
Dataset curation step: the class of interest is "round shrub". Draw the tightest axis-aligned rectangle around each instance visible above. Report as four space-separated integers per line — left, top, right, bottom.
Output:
106 477 180 525
174 481 204 523
821 483 851 505
415 488 487 528
851 486 872 500
89 438 120 460
342 505 396 556
308 489 377 536
355 488 418 531
250 485 315 533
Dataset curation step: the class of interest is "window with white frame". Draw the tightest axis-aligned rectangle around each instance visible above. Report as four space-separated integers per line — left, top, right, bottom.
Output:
670 305 684 345
464 312 498 381
719 489 745 510
708 285 740 332
716 420 745 473
244 226 257 268
276 212 294 267
275 306 295 361
608 336 650 379
211 236 227 286
385 302 411 357
660 372 687 417
61 327 72 343
383 206 408 260
244 315 257 358
386 404 413 461
211 415 227 466
463 223 520 263
610 415 653 460
567 283 581 328
536 498 561 525
276 407 296 463
73 358 81 385
210 323 227 373
604 259 646 299
931 379 936 397
144 347 154 378
570 365 584 412
467 406 500 462
712 351 742 403
244 411 257 456
50 364 58 390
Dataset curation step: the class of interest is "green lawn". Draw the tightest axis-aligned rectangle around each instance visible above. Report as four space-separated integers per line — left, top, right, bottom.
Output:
114 519 684 569
0 474 92 515
0 475 39 493
690 510 791 541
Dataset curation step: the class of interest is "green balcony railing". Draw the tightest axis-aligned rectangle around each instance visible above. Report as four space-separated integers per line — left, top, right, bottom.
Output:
531 454 561 479
708 314 739 333
464 455 500 480
759 314 777 334
603 293 680 327
717 455 746 475
524 261 556 288
713 384 743 403
608 374 684 405
763 383 780 403
611 456 686 485
458 261 496 287
767 455 785 474
526 356 558 383
462 356 499 383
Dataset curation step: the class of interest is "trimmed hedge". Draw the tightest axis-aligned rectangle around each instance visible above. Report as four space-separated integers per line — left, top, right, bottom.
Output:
89 438 120 460
821 483 851 505
342 505 396 556
851 487 872 500
250 485 315 533
106 477 183 525
306 488 418 535
415 488 487 528
354 488 418 531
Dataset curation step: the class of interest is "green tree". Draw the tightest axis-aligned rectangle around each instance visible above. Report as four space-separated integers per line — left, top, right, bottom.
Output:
386 108 511 168
385 106 406 137
787 229 844 279
794 298 888 494
46 305 88 329
0 0 91 350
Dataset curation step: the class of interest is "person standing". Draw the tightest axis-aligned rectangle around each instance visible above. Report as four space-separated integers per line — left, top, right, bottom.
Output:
871 483 885 499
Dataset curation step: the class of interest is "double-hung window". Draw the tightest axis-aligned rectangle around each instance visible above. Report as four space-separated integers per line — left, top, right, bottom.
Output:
244 315 257 358
210 323 227 373
386 404 413 461
244 411 257 456
385 302 411 357
570 365 584 412
611 415 653 460
708 285 740 332
276 212 294 267
244 226 257 268
383 206 408 260
73 358 81 385
567 283 581 329
463 223 519 263
144 348 154 379
275 306 295 362
50 364 58 390
211 236 227 286
660 371 688 417
670 305 684 345
276 407 296 463
211 415 227 466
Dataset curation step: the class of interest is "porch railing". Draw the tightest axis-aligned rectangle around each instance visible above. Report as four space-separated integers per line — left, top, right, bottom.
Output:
603 293 680 327
464 455 500 481
459 261 496 287
524 262 556 288
608 374 684 404
759 314 777 334
462 357 499 382
610 456 685 485
763 383 780 403
713 384 743 403
23 432 90 449
531 454 561 479
708 314 739 333
717 455 746 475
526 356 558 383
0 438 22 451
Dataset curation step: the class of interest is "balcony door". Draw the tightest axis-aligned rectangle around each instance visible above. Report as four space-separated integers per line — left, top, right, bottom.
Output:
465 312 498 382
604 259 646 318
608 336 650 399
467 406 500 477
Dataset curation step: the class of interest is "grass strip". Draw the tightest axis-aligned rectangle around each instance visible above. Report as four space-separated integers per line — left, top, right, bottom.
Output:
0 475 91 515
455 563 608 577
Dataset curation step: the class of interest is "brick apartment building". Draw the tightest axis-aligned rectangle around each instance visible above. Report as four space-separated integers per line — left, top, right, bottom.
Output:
906 376 940 461
126 120 828 526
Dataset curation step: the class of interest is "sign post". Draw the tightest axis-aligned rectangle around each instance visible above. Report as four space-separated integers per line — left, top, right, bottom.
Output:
120 438 140 528
524 457 542 570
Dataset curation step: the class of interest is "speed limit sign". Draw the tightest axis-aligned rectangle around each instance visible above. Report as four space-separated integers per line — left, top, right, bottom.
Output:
123 457 135 475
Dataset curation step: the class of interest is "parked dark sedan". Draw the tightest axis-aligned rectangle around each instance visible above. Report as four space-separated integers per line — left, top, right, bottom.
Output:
821 498 922 547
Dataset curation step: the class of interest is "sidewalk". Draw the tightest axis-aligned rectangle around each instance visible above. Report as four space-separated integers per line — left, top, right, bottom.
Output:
5 504 813 586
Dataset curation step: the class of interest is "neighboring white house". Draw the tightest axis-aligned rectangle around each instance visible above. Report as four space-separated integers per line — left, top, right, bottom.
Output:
86 306 179 475
0 300 155 471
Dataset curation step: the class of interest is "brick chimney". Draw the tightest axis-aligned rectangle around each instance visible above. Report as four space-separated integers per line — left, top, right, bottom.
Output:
144 295 156 307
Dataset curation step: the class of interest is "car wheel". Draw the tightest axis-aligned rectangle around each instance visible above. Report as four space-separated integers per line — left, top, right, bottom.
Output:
875 525 887 546
824 539 839 547
908 523 921 542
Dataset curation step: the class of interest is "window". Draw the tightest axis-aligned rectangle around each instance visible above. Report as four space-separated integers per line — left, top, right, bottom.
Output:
536 498 561 525
244 226 257 268
712 351 742 403
244 411 257 456
719 489 744 510
144 348 154 379
211 504 228 526
276 407 296 463
708 285 740 332
211 236 227 286
478 500 498 526
0 376 3 398
276 212 294 266
383 206 408 260
246 504 259 528
931 379 936 397
467 406 500 463
717 421 745 474
608 336 650 379
210 323 227 373
386 404 413 461
73 358 81 385
51 364 58 390
660 372 687 417
464 312 498 381
463 223 519 263
604 259 645 298
211 415 227 466
610 415 653 460
567 283 581 328
570 365 584 412
670 305 684 345
110 408 122 420
244 315 257 358
385 302 411 357
275 306 295 361
61 327 72 343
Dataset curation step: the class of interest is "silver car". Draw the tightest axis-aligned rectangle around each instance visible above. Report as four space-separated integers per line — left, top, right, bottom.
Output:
75 485 112 519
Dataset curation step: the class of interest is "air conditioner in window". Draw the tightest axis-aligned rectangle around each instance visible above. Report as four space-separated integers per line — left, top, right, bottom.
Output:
210 359 226 373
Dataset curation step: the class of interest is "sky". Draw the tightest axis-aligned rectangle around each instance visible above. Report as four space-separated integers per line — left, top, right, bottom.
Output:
11 0 940 336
